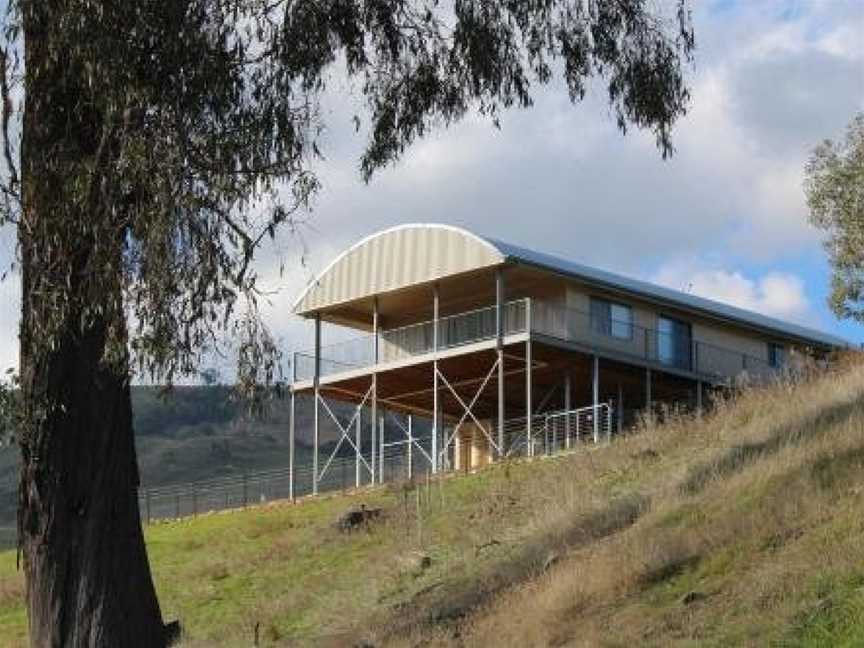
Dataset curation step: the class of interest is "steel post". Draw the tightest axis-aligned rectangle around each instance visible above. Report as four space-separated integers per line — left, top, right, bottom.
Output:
592 355 600 443
432 283 439 473
313 313 321 496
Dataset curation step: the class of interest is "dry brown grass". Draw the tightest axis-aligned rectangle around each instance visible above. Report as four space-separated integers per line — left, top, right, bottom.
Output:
2 356 862 647
375 354 864 647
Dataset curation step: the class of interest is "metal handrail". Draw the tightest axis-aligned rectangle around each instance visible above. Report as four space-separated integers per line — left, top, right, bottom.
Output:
293 296 780 383
529 300 775 381
294 299 529 381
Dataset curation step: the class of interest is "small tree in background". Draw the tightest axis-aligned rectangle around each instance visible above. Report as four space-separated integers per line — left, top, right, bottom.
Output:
805 113 864 323
0 1 695 644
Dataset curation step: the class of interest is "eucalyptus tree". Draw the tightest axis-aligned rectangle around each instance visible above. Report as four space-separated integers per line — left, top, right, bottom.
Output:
0 0 694 644
805 113 864 322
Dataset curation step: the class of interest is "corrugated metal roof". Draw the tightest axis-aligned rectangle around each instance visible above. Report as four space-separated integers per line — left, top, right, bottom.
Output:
485 235 848 349
293 223 848 349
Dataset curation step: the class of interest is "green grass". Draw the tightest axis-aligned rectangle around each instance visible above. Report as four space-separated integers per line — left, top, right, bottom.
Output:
2 357 864 646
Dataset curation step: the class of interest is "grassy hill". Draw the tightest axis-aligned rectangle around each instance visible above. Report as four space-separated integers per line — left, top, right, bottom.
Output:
0 386 348 545
1 356 864 646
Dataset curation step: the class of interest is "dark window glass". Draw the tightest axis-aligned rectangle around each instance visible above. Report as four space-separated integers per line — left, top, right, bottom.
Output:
590 298 632 339
768 343 785 368
658 316 692 370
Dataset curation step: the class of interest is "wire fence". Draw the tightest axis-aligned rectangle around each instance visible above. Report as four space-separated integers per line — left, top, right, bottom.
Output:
0 404 629 541
137 404 620 524
138 436 438 524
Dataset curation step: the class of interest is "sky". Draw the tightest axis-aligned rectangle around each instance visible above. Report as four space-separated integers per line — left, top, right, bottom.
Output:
0 0 863 376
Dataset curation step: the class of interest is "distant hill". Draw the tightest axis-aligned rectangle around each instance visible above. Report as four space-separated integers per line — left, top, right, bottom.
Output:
0 385 357 544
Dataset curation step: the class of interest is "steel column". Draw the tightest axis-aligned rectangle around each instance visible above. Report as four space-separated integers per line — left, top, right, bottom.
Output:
378 415 385 484
617 381 624 435
526 339 533 457
696 379 703 417
564 372 571 449
313 313 321 495
355 409 361 488
371 299 379 484
407 415 413 480
496 268 505 459
592 354 600 443
289 388 295 501
432 283 439 473
646 367 653 423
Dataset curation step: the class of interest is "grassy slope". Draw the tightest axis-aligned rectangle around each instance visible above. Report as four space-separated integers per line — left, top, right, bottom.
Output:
0 388 326 546
1 357 863 646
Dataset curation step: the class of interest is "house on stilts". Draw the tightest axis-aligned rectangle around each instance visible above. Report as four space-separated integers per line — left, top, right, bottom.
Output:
286 224 846 498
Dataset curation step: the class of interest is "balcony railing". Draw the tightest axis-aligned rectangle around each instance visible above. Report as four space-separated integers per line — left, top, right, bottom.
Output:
293 298 779 383
294 300 528 381
531 301 775 381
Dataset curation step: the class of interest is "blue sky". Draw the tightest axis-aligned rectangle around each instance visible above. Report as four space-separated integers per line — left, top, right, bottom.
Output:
0 0 862 372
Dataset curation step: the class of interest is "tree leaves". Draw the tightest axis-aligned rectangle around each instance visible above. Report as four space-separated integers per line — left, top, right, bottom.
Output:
805 113 864 323
3 0 694 390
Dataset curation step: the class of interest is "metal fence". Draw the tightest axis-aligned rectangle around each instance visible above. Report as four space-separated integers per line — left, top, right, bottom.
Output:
137 404 620 524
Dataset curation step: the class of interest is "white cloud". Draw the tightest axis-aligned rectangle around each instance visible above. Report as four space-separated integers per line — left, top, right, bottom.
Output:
1 0 863 375
652 262 812 324
0 272 18 373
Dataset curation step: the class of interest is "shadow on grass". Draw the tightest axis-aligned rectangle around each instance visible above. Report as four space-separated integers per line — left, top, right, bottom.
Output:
378 492 650 640
679 398 863 497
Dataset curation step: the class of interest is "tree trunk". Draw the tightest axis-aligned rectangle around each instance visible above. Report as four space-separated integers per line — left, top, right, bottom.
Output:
17 322 167 647
17 2 168 645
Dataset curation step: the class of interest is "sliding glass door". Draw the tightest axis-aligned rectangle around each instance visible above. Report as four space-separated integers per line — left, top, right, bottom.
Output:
658 316 692 370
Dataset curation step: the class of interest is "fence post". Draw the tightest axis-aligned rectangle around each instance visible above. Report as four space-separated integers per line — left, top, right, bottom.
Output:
192 488 197 517
145 489 151 525
175 493 180 519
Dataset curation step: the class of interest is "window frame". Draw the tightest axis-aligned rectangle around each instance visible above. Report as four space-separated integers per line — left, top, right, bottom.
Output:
768 342 786 369
589 297 634 341
657 314 692 370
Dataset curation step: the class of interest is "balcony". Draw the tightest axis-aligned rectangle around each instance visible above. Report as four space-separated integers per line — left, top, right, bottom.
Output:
293 298 776 384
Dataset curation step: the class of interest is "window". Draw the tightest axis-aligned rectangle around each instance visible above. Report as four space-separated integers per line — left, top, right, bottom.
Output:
590 298 633 340
768 343 785 368
658 316 692 370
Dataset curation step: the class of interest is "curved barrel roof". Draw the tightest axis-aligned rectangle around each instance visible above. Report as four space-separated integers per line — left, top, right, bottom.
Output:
293 223 847 349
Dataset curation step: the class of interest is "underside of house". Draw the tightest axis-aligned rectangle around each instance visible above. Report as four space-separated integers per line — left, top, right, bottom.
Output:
286 224 845 498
